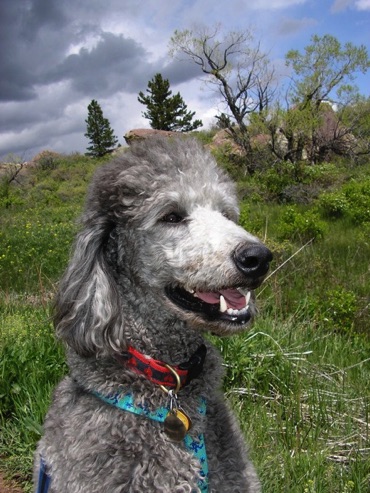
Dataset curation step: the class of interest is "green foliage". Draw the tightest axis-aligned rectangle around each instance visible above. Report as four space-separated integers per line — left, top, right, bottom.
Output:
85 99 118 157
261 163 299 197
285 34 370 107
271 34 370 164
318 179 370 224
342 95 370 139
190 128 218 145
246 161 342 204
238 201 269 237
277 206 326 242
320 288 357 333
138 73 202 132
0 160 26 208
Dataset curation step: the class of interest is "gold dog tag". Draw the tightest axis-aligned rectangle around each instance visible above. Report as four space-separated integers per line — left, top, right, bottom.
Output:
164 409 192 442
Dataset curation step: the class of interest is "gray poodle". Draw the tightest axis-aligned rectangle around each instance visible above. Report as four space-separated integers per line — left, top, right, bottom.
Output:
34 137 272 493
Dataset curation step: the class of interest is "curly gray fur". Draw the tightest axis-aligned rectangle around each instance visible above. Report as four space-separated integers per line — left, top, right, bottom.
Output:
34 137 271 492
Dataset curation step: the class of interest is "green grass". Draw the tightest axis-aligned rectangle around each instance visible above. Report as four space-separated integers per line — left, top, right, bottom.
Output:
0 149 369 491
214 314 370 492
0 301 67 490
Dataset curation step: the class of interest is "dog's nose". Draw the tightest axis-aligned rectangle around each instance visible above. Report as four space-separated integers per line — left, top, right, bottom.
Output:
233 244 273 278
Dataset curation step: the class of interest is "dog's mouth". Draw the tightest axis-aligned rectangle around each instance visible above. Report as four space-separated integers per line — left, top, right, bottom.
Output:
165 285 253 325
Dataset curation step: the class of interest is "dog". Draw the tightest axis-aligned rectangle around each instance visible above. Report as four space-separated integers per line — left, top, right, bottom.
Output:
34 137 272 492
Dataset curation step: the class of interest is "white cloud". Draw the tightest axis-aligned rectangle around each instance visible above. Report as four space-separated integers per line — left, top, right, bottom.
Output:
245 0 307 9
331 0 370 10
355 0 370 10
331 0 353 12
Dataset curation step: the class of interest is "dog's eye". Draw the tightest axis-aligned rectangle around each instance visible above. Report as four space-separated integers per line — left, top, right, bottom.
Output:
161 212 185 224
222 209 238 222
222 211 234 221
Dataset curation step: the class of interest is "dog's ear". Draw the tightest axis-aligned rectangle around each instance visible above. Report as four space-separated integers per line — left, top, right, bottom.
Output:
54 215 123 357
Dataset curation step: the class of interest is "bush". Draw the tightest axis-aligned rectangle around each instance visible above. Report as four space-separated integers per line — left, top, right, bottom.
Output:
259 163 296 199
318 179 370 225
319 191 349 218
279 183 322 204
308 288 358 333
33 150 63 171
277 206 326 242
324 288 357 333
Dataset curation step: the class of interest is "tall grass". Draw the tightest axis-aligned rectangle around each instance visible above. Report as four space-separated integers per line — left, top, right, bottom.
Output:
0 301 66 487
214 315 370 492
0 150 369 491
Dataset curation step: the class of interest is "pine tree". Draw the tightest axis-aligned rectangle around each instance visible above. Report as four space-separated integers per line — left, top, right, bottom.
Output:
138 73 202 132
85 100 119 157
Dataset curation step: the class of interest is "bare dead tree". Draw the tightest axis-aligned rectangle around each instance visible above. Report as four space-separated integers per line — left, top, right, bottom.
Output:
170 25 277 174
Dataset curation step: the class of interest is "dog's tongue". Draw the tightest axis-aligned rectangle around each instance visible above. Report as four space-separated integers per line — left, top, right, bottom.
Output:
196 288 246 310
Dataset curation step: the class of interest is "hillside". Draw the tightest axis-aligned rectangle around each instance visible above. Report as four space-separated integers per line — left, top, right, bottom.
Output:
0 139 369 492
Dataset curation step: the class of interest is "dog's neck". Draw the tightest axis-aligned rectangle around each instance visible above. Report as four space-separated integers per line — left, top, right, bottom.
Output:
124 317 206 366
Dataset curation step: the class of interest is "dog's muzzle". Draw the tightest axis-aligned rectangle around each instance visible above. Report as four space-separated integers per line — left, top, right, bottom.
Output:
165 243 273 327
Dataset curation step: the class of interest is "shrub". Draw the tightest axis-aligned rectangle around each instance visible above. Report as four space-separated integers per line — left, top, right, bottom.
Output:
318 179 370 225
279 183 322 204
308 288 358 333
33 150 63 171
319 191 349 218
277 206 326 242
259 163 296 199
324 288 357 333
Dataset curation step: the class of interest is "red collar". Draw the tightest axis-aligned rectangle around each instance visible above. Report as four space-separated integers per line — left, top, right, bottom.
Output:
115 344 207 391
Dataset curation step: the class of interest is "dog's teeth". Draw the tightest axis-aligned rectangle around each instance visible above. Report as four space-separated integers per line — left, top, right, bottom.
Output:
245 291 251 306
219 295 227 313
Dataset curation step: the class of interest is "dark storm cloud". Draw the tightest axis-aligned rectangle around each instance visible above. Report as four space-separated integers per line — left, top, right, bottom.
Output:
161 58 201 87
45 32 152 96
0 1 103 102
0 0 202 103
19 0 69 41
0 1 38 101
0 92 68 133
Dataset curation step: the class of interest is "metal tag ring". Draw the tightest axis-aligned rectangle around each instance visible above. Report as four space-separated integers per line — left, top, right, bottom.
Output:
159 364 181 394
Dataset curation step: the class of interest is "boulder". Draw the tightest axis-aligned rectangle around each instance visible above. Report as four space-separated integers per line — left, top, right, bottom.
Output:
124 129 175 144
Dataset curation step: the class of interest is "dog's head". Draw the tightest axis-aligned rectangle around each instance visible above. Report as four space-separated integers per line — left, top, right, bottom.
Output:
55 137 272 356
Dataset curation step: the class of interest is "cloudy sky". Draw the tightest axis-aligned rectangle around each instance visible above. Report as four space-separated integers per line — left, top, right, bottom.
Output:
1 0 369 160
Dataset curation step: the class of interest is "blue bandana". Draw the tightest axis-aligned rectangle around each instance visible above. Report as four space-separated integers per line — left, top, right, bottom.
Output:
95 390 209 493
